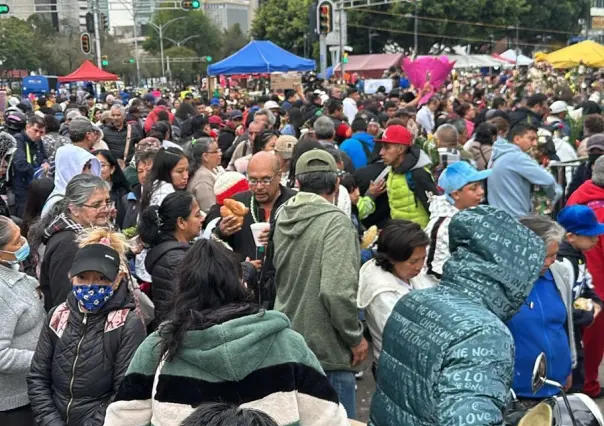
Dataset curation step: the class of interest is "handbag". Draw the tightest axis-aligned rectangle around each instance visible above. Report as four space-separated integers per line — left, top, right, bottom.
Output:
127 272 155 326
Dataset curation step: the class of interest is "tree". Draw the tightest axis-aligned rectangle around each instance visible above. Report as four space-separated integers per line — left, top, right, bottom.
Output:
221 23 249 59
143 9 223 62
0 17 41 77
251 0 315 57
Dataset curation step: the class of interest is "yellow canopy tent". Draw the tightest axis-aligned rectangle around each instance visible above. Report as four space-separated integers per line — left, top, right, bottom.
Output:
535 40 604 68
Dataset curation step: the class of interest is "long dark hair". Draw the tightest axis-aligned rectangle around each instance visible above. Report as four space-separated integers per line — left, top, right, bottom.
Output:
252 130 277 154
149 120 172 142
138 191 194 247
159 238 260 361
175 102 197 121
95 150 131 194
140 147 189 212
21 178 54 237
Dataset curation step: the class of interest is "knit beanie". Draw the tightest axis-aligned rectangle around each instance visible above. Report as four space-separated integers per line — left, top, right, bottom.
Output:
214 172 249 206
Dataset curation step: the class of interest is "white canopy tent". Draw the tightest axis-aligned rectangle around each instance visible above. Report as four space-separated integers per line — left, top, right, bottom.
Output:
420 54 509 69
499 49 533 66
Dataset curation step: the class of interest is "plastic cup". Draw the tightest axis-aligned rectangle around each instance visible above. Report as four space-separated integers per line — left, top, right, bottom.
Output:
250 222 270 247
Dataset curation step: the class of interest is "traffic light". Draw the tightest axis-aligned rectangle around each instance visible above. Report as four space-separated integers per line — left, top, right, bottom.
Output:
206 56 212 62
100 13 108 32
343 51 348 64
318 1 333 35
80 33 92 55
181 0 201 10
122 58 136 64
0 4 9 14
86 12 94 33
101 55 109 66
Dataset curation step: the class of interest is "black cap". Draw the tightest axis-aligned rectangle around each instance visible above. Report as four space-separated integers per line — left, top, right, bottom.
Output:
70 244 121 282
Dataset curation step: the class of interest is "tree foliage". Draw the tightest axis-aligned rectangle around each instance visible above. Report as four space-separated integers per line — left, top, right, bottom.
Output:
0 17 40 76
142 9 223 62
253 0 584 56
250 0 315 57
221 24 249 59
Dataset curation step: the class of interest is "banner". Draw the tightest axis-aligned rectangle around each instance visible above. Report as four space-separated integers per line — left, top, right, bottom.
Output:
364 79 393 94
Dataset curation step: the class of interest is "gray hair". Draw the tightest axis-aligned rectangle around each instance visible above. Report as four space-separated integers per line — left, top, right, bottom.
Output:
519 215 566 246
313 116 335 140
28 174 109 256
190 137 213 168
0 216 15 249
593 156 604 188
435 124 459 148
110 104 126 117
255 108 276 126
450 118 467 135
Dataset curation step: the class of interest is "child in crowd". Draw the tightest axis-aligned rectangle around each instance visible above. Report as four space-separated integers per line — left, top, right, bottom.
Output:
557 205 604 392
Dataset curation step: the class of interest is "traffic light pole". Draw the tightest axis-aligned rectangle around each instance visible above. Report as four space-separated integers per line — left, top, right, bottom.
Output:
320 34 327 79
338 3 344 83
93 0 102 68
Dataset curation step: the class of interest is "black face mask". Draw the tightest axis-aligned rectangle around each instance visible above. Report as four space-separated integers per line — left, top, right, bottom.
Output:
589 152 602 165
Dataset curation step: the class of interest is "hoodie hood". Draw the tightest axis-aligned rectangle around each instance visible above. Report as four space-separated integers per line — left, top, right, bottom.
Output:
567 180 604 206
394 144 432 174
358 259 411 309
428 194 458 219
440 205 545 322
276 192 344 239
54 144 101 192
558 241 581 264
490 138 523 162
176 310 290 382
352 132 374 145
42 145 101 217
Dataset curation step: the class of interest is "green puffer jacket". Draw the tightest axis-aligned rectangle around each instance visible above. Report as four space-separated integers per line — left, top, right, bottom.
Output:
369 206 545 426
387 145 438 228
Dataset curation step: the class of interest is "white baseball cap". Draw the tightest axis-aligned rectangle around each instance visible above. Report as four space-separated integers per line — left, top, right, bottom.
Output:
550 100 569 114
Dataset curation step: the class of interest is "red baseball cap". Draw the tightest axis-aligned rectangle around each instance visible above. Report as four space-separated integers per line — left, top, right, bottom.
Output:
376 125 413 146
208 115 223 126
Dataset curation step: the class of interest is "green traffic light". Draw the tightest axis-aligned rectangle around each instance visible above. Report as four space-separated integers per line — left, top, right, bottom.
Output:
129 58 135 64
206 56 212 62
0 4 9 14
102 60 109 66
191 0 200 8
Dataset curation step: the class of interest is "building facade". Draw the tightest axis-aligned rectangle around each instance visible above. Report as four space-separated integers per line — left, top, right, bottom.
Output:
203 0 250 33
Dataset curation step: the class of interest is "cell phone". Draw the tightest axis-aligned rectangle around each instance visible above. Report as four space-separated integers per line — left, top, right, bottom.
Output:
375 166 391 184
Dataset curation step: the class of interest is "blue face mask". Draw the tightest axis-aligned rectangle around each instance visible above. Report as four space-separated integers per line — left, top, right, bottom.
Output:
72 284 114 311
1 240 30 265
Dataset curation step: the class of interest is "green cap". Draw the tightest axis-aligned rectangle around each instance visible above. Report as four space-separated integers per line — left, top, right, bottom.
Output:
295 149 338 176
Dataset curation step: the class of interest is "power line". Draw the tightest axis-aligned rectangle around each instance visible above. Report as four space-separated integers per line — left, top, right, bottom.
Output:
354 7 579 36
347 23 556 49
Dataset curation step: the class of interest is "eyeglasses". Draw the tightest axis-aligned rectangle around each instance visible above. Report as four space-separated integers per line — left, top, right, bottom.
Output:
82 199 114 211
206 149 222 155
248 175 276 186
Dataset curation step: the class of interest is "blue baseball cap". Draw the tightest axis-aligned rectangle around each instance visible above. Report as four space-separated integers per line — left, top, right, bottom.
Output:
438 161 492 195
210 98 220 106
558 205 604 237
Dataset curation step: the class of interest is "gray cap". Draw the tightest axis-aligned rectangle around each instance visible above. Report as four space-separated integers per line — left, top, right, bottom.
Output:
69 116 101 135
295 149 338 176
66 109 82 121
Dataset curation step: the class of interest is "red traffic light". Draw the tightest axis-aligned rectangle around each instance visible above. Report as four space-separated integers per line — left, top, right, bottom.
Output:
320 6 329 14
80 33 91 55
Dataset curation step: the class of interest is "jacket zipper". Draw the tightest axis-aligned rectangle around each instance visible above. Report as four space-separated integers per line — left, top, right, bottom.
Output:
66 313 87 424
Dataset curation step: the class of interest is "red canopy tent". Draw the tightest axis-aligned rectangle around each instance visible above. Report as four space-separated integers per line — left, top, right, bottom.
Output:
58 60 119 82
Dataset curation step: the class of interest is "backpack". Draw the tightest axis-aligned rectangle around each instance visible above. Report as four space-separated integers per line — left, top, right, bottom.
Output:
425 216 447 279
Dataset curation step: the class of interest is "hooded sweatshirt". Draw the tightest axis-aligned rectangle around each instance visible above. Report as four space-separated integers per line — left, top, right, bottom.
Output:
273 192 363 372
567 180 604 295
104 310 349 426
340 132 375 169
487 139 562 218
42 144 101 217
369 206 545 426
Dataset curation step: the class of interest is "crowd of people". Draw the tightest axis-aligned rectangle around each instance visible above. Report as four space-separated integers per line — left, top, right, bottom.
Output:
0 65 604 426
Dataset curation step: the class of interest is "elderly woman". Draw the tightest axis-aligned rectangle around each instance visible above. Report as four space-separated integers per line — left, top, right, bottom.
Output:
357 220 429 375
28 228 146 426
188 138 223 214
507 215 575 399
101 104 142 167
0 216 45 426
29 174 112 311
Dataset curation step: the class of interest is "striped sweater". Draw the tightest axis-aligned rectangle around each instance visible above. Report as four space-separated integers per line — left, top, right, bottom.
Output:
103 310 349 426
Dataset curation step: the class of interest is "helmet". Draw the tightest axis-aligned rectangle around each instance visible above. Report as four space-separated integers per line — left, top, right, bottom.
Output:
4 110 27 132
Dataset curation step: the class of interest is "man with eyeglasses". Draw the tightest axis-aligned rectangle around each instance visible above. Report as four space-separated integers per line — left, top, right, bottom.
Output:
13 115 49 217
213 151 296 307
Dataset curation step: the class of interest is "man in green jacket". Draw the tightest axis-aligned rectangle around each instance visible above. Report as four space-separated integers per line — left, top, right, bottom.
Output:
273 149 368 420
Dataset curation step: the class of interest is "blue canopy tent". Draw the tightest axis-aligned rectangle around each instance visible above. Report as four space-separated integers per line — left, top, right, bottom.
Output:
208 40 315 76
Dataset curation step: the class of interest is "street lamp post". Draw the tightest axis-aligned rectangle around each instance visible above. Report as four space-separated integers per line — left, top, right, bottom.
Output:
414 0 418 55
147 16 187 77
162 34 201 47
368 30 378 53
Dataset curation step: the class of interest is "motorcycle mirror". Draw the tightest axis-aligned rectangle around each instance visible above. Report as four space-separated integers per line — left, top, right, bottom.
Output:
531 352 547 394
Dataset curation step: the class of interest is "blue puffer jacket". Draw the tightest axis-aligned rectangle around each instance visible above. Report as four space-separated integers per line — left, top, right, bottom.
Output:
369 206 545 426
